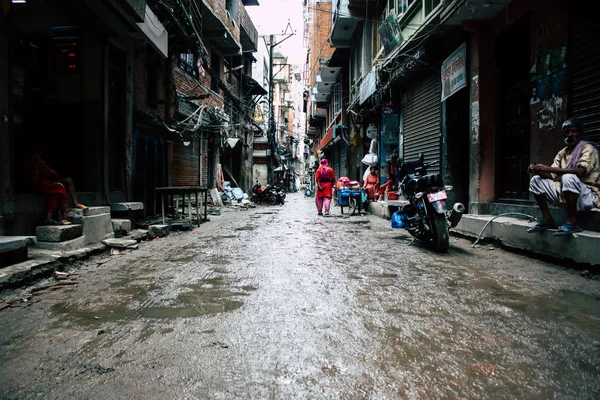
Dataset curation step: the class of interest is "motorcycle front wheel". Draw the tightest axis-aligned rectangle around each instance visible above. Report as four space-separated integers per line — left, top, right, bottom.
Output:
430 213 450 252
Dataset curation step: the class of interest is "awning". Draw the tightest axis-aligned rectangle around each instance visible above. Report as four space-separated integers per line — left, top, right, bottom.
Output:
135 6 168 58
226 138 241 149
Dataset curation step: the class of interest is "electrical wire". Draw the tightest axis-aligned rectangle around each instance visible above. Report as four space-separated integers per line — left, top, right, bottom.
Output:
472 213 537 247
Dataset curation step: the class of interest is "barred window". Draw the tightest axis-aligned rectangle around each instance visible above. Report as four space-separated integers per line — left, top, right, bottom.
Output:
179 53 198 78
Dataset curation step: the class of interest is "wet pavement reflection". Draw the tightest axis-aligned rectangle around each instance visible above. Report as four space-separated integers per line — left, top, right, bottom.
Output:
1 193 599 399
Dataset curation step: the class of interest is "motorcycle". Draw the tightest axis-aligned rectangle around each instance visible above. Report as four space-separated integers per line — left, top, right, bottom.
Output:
394 153 465 252
251 182 285 205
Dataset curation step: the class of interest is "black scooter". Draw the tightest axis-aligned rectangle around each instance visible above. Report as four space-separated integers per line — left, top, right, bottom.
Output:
396 154 465 252
251 182 285 205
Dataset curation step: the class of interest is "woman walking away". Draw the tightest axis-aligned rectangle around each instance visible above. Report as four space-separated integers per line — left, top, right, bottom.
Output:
316 159 336 216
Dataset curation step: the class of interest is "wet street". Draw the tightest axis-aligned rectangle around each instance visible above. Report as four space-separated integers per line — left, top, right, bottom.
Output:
1 192 599 399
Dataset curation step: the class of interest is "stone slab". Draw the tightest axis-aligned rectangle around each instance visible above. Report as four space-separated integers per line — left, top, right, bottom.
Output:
148 224 170 238
127 229 149 241
455 214 600 266
36 224 83 243
36 235 86 252
0 236 37 254
83 206 111 216
111 219 132 233
210 188 223 207
0 256 56 285
102 238 137 248
110 202 144 211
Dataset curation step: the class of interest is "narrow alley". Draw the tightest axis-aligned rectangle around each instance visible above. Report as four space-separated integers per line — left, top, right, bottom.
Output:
1 193 599 399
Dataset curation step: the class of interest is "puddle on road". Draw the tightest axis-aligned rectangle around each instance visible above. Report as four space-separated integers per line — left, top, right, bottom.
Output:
498 289 600 331
50 277 254 328
166 253 197 263
372 273 399 279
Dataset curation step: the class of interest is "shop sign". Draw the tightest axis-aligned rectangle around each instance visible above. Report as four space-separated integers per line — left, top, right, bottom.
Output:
378 13 403 55
441 43 467 101
360 69 377 105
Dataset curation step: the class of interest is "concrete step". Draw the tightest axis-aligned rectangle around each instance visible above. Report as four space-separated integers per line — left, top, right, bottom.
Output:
0 236 37 268
111 219 132 233
80 212 114 245
110 202 144 212
36 235 87 252
82 206 111 216
455 214 600 266
0 236 37 254
35 224 83 243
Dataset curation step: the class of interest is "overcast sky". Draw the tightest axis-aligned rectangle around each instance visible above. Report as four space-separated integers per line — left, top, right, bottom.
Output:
246 0 306 66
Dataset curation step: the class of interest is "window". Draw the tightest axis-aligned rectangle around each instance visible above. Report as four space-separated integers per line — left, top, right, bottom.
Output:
388 0 396 15
225 0 238 23
424 0 441 16
179 53 198 78
398 0 415 16
333 82 342 116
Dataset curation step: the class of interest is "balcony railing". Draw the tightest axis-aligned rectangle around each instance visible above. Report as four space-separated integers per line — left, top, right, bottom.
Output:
239 5 258 51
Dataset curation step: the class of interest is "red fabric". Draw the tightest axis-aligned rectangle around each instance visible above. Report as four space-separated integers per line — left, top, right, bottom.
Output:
31 179 68 213
377 181 394 196
316 166 335 198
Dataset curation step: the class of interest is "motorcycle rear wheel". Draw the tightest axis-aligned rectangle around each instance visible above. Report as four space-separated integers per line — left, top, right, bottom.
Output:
430 213 450 252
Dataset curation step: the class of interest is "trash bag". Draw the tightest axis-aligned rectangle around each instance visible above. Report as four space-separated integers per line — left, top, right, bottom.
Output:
232 187 244 200
391 210 407 229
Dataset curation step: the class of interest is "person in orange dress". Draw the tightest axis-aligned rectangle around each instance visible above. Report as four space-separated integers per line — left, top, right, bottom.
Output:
23 149 88 225
375 172 395 200
363 165 379 200
315 159 336 216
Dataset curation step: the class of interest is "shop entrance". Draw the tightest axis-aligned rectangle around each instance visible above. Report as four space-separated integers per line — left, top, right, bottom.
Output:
494 16 531 201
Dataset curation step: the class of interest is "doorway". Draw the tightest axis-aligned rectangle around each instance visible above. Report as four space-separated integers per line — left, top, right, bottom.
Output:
494 16 531 201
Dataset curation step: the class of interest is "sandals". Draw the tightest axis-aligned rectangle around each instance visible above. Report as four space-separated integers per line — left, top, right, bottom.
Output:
74 204 89 210
45 219 72 226
554 223 583 236
527 221 557 233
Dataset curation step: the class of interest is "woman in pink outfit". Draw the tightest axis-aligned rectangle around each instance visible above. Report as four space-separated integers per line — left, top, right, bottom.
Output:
315 159 336 216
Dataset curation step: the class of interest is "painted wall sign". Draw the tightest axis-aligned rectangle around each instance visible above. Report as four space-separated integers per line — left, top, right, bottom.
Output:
441 43 467 102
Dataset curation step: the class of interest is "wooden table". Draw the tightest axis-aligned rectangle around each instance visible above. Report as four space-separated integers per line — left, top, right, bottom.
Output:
155 186 209 227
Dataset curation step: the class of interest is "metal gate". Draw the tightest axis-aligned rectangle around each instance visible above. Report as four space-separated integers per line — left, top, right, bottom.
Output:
172 138 200 186
571 10 600 144
402 74 441 174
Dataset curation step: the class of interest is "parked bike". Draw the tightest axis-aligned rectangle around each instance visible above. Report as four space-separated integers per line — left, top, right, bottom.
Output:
251 182 285 205
393 153 465 252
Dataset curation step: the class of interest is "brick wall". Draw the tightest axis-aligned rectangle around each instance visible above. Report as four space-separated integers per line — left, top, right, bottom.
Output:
203 0 241 44
309 2 334 88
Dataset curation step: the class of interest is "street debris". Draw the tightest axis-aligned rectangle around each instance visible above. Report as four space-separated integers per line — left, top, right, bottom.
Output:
80 364 114 375
54 271 69 280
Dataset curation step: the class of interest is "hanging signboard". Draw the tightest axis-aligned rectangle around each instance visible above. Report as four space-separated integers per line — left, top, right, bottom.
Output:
360 69 377 105
378 13 403 56
441 42 467 102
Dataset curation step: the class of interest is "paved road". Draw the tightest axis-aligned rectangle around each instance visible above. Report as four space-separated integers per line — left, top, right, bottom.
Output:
1 193 599 399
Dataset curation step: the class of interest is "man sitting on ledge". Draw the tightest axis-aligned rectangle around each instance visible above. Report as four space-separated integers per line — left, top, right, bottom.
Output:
528 117 600 236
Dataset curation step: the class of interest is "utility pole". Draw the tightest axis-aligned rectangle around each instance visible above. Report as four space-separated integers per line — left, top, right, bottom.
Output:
265 21 295 185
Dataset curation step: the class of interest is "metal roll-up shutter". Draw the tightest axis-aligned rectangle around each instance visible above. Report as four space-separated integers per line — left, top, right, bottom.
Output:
173 138 200 186
402 74 441 174
571 11 600 144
